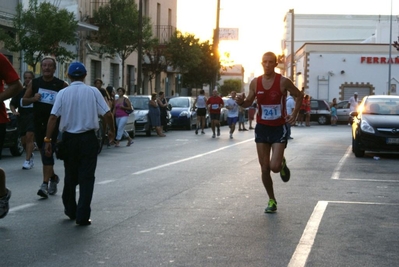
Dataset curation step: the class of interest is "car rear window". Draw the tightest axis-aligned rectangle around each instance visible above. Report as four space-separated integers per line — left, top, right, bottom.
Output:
129 97 149 110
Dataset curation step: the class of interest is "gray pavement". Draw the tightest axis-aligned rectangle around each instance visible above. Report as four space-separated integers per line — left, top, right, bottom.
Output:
1 123 398 267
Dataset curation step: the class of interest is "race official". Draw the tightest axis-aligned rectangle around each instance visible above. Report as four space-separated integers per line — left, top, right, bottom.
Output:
44 62 115 226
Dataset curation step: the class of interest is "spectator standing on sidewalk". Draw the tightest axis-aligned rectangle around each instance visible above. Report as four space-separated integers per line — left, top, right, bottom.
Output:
348 92 358 125
0 53 24 219
23 56 68 199
235 51 303 214
10 70 36 169
44 62 115 226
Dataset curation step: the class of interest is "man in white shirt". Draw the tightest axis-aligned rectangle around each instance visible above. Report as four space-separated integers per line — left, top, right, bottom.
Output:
225 91 239 139
348 92 359 125
44 62 115 226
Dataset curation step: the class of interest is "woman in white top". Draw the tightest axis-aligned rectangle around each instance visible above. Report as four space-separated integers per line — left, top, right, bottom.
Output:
192 89 208 134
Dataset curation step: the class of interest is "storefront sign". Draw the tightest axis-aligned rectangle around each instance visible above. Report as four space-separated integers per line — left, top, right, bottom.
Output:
361 57 399 64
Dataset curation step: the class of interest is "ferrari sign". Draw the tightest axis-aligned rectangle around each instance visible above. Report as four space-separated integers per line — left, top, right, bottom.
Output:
219 28 239 40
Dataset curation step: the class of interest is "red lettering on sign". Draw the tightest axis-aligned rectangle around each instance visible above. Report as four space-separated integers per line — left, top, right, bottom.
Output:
367 57 372 63
381 57 387 63
361 57 366 63
373 57 379 63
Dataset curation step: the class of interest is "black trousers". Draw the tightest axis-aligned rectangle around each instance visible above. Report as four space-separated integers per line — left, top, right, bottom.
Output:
62 130 98 222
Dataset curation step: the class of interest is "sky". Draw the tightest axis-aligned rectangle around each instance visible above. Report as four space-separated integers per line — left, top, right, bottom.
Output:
177 0 399 81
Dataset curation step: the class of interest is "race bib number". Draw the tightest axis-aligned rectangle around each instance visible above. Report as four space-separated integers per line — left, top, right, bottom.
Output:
261 104 281 120
38 88 58 105
211 104 219 109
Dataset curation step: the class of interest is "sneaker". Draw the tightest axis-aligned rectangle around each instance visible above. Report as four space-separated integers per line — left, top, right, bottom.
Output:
30 153 34 167
37 183 49 199
48 174 60 195
217 128 220 136
265 199 277 213
212 134 216 138
0 188 11 219
280 157 291 182
229 134 233 139
195 128 198 135
238 129 243 131
22 160 32 170
201 131 205 134
243 128 248 131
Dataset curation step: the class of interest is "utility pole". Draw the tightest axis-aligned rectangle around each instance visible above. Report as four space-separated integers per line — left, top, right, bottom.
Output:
211 0 221 95
137 0 143 95
388 0 393 95
289 9 295 82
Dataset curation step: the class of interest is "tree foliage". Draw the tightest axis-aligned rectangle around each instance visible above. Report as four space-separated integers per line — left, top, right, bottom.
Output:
93 0 155 86
142 43 168 92
220 79 242 96
0 0 78 71
165 32 220 89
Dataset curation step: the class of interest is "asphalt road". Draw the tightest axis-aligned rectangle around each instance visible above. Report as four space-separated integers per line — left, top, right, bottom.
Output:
1 123 398 267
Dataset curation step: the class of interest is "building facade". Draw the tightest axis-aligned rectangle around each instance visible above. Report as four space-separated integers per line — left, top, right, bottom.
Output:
1 0 177 96
281 13 399 102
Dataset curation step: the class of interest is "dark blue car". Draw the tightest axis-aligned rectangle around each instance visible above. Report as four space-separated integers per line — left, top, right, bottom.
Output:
168 96 197 130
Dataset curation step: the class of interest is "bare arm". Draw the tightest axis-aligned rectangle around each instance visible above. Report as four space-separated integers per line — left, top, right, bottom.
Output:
281 77 304 124
22 80 41 105
44 114 58 156
236 78 257 108
0 79 23 102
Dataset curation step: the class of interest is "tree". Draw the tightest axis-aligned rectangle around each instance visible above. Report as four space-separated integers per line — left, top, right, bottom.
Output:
220 79 242 96
0 0 78 72
142 44 168 92
182 40 220 89
165 32 220 92
93 0 154 89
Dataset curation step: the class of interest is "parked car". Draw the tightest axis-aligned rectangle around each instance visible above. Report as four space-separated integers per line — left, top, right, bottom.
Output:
310 99 331 125
336 100 361 123
168 96 197 130
351 95 399 157
128 95 151 136
3 109 24 156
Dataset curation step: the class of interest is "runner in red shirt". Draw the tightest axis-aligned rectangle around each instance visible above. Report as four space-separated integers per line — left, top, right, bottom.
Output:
0 53 24 219
236 52 304 213
206 89 224 138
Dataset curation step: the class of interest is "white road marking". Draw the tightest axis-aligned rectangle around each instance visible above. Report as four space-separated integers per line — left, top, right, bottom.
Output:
97 180 116 185
331 146 351 180
132 138 254 175
288 201 328 267
288 200 399 267
9 203 36 213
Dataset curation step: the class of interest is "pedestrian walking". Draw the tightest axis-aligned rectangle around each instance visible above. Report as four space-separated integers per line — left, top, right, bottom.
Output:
113 87 134 147
44 62 115 226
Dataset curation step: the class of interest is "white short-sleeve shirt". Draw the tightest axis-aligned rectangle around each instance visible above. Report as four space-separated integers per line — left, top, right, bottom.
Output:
51 81 110 133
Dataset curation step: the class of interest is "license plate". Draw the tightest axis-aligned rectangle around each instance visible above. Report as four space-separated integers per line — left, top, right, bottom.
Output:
386 138 399 144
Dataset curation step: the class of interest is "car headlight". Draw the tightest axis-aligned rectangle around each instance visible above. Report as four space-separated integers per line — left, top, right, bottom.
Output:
180 111 189 117
360 120 375 134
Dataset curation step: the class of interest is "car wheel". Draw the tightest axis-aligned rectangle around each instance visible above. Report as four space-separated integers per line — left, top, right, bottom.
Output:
9 136 24 156
95 126 104 154
317 115 328 125
353 135 365 157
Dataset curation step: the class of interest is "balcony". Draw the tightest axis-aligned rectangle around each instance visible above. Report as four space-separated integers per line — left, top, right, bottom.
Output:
154 25 176 44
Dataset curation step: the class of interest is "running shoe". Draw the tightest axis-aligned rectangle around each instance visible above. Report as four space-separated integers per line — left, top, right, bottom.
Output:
201 131 205 134
265 199 277 213
280 157 291 182
212 134 216 138
48 174 60 195
217 128 220 136
0 188 11 219
22 160 32 170
229 134 233 139
37 183 49 199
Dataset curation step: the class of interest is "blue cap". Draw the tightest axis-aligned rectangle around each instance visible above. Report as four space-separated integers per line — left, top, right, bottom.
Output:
68 62 87 77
